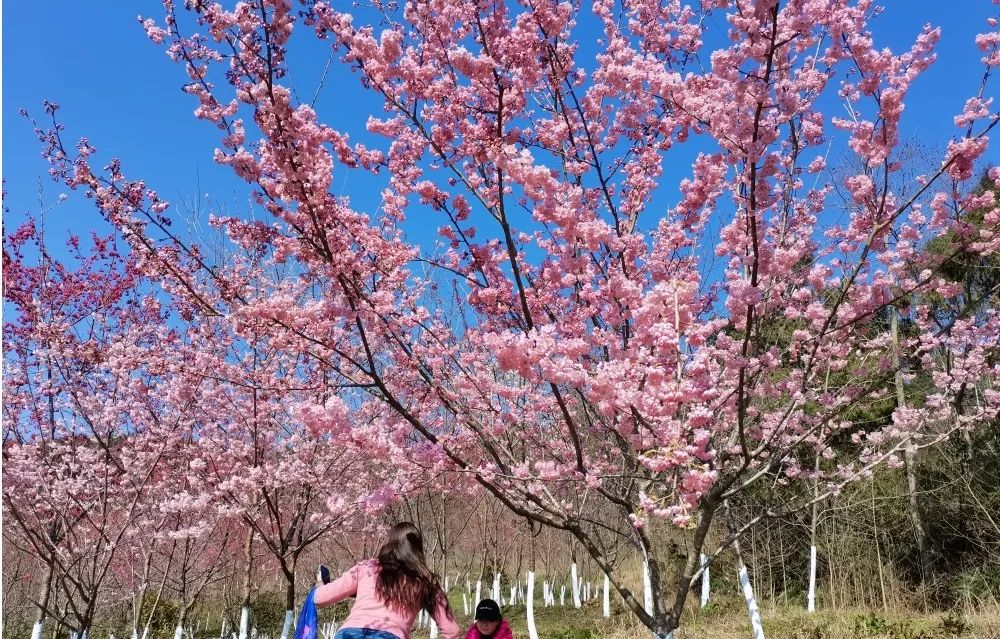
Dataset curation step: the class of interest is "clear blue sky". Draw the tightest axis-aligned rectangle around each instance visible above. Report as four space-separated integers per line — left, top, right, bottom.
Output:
3 1 998 261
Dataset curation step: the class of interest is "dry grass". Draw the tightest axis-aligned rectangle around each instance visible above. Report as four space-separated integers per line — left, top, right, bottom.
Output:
444 596 1000 639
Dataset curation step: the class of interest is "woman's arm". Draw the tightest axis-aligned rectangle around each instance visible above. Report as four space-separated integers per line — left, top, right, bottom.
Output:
430 590 463 639
313 564 361 608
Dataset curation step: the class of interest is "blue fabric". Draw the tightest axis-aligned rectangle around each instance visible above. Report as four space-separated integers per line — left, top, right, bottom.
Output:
293 589 318 639
333 630 401 639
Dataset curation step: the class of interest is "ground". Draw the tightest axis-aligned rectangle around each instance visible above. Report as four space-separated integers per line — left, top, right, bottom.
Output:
412 593 1000 639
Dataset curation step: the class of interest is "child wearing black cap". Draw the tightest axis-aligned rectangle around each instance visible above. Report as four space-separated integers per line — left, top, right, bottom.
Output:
464 599 514 639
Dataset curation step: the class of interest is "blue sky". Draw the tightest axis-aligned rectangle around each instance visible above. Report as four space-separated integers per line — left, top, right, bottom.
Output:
3 1 998 265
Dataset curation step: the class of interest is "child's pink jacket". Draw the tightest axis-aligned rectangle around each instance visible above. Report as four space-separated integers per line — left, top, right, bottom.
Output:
464 619 514 639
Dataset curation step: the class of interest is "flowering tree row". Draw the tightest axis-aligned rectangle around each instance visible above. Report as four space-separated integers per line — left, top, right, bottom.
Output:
5 0 1000 636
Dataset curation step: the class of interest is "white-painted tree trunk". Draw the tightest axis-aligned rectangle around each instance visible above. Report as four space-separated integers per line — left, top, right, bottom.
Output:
642 558 653 616
492 573 501 602
602 575 610 618
570 563 581 608
174 625 184 639
807 545 817 613
429 617 438 639
642 556 672 639
279 610 294 639
738 560 766 639
525 571 539 639
462 593 469 616
32 620 45 639
474 580 482 607
444 576 450 593
700 553 711 608
559 585 565 606
239 607 251 639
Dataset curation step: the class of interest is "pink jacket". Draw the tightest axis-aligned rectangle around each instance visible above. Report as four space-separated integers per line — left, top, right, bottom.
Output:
465 620 514 639
314 560 460 639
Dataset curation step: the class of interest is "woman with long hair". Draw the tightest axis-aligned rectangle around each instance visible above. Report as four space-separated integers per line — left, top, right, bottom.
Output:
314 522 461 639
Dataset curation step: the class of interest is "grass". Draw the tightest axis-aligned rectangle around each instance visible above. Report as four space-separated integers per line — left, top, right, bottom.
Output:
421 592 1000 639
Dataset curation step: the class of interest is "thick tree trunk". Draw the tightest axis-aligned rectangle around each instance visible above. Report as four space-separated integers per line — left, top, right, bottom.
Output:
526 572 539 639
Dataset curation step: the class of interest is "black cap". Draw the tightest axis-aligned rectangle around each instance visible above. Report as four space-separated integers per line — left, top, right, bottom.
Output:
474 599 501 621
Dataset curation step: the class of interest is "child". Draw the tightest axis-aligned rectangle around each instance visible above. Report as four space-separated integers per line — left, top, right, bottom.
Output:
465 599 513 639
314 522 461 639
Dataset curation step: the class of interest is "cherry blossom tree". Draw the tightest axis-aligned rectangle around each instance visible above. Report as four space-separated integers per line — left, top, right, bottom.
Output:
2 219 189 639
25 0 1000 635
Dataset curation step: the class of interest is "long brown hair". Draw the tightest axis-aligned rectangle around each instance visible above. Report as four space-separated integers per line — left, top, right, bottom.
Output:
375 522 442 614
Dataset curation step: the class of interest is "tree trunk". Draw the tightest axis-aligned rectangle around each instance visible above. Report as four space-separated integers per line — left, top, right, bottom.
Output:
570 560 581 609
735 537 766 639
526 524 539 639
174 607 188 639
640 553 673 639
892 307 930 585
602 574 610 618
279 562 296 639
240 530 254 639
808 452 820 613
872 480 888 612
525 572 539 639
699 553 710 608
32 562 54 639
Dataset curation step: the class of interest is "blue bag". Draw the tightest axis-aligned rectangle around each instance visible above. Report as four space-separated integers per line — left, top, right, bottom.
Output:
293 588 318 639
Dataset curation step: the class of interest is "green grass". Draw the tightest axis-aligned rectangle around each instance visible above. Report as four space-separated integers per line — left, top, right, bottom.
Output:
405 592 1000 639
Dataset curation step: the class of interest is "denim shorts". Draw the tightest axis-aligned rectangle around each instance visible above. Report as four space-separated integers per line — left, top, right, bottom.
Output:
333 629 401 639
